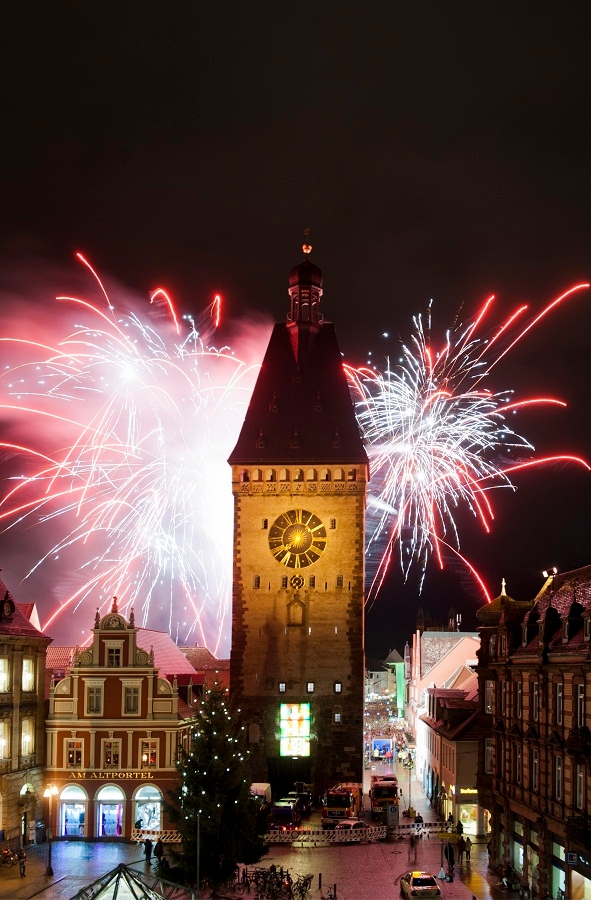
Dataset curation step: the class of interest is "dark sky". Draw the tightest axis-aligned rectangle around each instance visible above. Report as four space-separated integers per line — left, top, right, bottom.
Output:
0 2 590 657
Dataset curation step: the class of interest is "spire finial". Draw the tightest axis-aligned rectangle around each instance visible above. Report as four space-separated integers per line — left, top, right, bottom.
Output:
501 578 506 595
302 227 312 257
111 595 118 613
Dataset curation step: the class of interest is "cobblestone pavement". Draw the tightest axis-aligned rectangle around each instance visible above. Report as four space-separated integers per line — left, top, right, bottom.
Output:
0 763 520 899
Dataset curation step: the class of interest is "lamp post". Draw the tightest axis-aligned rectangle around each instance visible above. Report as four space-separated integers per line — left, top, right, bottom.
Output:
402 750 415 813
43 785 58 877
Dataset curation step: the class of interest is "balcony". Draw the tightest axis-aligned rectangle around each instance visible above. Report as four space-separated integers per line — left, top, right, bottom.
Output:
566 815 591 851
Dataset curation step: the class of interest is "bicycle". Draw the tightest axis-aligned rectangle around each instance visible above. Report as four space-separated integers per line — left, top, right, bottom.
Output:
0 848 18 867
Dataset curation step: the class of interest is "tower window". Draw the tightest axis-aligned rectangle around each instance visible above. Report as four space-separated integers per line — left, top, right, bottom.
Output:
241 470 249 482
262 518 268 529
309 576 316 588
278 682 286 693
253 576 261 589
336 575 343 589
281 576 288 589
347 469 357 481
334 712 342 724
334 682 342 693
307 682 315 693
330 518 336 529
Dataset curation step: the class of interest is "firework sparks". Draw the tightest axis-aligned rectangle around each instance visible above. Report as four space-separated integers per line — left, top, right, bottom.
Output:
346 284 590 606
0 256 263 653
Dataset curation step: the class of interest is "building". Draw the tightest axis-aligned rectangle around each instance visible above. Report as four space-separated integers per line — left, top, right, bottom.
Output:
228 248 368 797
0 582 51 846
476 570 591 899
179 645 230 693
45 598 198 840
420 669 483 834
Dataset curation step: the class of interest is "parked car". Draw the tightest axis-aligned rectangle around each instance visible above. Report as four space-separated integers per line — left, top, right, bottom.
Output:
334 818 370 840
400 871 441 898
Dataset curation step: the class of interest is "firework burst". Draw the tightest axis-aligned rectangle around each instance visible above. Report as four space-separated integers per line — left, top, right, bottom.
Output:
0 255 262 653
346 285 590 606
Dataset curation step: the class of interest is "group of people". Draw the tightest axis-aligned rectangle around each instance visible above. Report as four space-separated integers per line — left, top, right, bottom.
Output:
442 820 472 882
144 837 165 867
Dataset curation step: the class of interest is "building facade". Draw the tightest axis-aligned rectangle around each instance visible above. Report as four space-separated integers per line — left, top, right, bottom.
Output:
45 599 186 840
0 584 51 846
476 571 591 899
228 250 368 797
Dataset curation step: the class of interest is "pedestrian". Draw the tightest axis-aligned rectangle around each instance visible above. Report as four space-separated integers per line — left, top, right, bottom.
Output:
154 838 164 866
444 840 455 874
408 833 417 862
465 836 472 862
17 847 26 877
457 834 466 863
144 837 153 864
456 819 464 835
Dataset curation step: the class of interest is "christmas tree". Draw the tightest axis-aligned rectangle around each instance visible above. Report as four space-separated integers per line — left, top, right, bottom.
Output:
168 684 268 891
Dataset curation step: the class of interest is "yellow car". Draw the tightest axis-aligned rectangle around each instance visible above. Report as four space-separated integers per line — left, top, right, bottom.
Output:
400 871 441 898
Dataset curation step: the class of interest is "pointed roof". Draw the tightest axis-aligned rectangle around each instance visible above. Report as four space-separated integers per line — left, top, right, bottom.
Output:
0 578 51 642
229 255 367 467
476 578 530 626
180 645 230 671
68 862 165 899
383 648 404 665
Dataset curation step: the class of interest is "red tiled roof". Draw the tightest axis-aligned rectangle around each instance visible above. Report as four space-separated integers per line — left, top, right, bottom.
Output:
181 646 229 671
136 628 202 679
47 647 75 670
0 580 50 642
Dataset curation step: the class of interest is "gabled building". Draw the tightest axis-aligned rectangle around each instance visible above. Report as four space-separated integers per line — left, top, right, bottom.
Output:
45 599 196 840
476 570 591 899
0 581 51 847
420 670 483 834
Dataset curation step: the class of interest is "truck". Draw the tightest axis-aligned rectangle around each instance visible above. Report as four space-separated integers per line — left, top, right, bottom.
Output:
286 781 313 817
267 799 302 831
321 783 363 829
369 774 399 821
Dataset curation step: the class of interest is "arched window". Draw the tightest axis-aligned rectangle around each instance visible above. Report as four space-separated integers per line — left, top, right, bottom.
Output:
134 784 163 832
60 784 88 838
96 784 126 837
306 468 316 481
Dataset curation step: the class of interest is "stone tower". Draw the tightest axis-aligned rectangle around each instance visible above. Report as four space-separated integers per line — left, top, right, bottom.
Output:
228 249 368 796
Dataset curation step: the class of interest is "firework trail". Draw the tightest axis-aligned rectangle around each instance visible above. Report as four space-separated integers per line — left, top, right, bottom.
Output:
0 255 264 654
346 284 590 607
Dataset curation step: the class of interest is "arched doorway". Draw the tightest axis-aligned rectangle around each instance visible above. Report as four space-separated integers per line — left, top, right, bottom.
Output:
134 784 162 831
59 785 87 837
95 785 125 837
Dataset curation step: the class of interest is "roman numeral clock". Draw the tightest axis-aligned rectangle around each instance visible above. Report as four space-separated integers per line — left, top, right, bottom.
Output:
228 247 368 797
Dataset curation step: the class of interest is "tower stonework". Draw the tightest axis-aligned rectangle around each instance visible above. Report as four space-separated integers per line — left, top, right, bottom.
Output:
228 254 368 797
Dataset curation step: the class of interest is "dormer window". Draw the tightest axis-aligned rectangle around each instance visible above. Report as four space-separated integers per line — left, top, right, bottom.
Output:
584 617 590 642
522 625 528 647
562 618 569 643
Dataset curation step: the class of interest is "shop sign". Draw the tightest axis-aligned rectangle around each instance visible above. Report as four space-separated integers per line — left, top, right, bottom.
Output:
68 771 154 780
567 852 578 865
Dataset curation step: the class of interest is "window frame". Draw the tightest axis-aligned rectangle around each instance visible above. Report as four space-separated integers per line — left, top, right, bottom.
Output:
102 738 121 769
0 658 9 693
140 739 158 769
66 738 83 769
84 679 105 716
22 657 35 692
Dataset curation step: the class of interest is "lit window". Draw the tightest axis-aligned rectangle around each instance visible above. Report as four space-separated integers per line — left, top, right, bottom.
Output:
22 658 34 692
307 682 314 693
141 740 158 769
21 718 34 756
103 740 121 769
278 682 286 693
67 739 83 768
334 682 342 693
0 659 9 693
334 712 341 724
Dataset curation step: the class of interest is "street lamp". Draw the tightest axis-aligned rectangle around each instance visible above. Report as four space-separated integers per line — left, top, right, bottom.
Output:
43 785 58 877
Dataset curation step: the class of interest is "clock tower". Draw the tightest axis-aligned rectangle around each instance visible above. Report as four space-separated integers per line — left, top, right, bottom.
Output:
228 248 368 796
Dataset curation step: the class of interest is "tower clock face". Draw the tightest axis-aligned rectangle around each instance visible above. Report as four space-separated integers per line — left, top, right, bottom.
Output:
268 509 327 568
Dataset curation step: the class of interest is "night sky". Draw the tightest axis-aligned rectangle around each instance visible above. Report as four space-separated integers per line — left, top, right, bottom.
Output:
1 3 590 658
